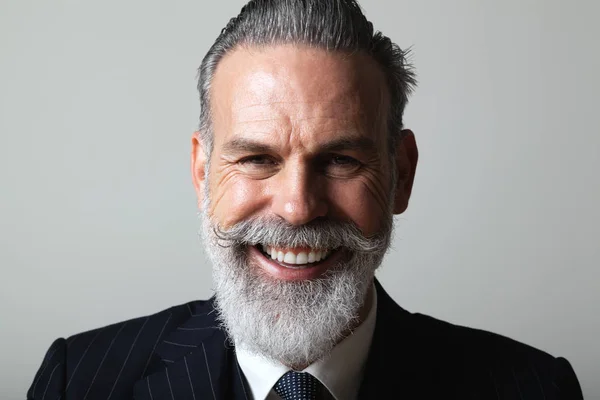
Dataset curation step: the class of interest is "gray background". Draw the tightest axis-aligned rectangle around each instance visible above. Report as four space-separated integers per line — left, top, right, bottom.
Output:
1 0 598 398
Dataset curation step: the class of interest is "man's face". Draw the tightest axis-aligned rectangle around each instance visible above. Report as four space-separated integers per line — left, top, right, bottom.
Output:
190 45 417 368
193 45 415 280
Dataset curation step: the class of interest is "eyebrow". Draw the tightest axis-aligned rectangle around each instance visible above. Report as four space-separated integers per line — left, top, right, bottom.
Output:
222 135 378 155
320 136 378 153
222 138 273 154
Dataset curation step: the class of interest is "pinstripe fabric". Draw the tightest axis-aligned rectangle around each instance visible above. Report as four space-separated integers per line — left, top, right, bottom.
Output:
27 281 583 399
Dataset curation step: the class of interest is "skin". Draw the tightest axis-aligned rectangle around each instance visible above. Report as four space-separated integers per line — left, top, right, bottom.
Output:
191 44 418 312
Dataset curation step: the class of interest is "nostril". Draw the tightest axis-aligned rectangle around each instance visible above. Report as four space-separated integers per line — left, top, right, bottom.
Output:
282 200 328 224
272 183 328 226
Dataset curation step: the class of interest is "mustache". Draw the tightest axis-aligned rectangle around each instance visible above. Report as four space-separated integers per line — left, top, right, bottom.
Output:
211 216 391 253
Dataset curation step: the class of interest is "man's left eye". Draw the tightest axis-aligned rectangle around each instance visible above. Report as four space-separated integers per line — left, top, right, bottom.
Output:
329 155 360 166
322 155 362 176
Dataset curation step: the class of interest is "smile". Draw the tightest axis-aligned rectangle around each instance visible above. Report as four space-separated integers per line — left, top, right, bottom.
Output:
249 244 343 279
257 244 334 266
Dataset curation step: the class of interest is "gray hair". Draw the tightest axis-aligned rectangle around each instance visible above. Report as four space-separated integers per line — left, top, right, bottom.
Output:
196 0 417 161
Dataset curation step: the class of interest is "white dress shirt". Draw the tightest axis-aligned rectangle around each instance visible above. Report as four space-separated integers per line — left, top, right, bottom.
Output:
236 286 377 400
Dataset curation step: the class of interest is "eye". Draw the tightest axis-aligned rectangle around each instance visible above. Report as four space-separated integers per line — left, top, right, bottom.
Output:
238 155 277 166
329 155 360 166
322 154 362 177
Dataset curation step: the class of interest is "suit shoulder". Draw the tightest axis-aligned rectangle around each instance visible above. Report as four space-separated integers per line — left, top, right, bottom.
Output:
63 298 215 359
36 298 216 398
27 338 68 399
67 299 213 347
406 313 583 397
411 312 556 363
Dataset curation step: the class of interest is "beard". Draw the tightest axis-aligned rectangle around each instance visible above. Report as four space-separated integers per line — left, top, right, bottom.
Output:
199 195 394 369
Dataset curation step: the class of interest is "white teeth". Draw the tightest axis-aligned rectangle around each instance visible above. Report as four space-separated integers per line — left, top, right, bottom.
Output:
260 245 334 265
284 252 297 264
296 252 308 264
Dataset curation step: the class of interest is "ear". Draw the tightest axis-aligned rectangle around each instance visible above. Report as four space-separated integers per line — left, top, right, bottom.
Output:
393 129 419 214
191 131 208 209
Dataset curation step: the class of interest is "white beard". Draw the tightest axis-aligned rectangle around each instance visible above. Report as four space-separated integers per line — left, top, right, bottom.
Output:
199 198 393 369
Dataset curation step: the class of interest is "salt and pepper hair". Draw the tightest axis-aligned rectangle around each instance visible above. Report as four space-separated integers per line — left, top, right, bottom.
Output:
196 0 417 162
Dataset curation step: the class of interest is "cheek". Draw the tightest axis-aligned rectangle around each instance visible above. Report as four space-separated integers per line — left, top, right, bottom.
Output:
209 175 267 228
327 180 388 236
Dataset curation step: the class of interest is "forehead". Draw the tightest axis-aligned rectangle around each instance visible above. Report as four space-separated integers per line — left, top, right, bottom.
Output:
209 44 389 145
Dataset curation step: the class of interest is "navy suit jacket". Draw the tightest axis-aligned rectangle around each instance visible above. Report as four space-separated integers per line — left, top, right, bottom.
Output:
28 280 583 399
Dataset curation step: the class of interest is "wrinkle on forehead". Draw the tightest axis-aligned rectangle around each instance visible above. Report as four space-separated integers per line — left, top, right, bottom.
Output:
210 44 389 147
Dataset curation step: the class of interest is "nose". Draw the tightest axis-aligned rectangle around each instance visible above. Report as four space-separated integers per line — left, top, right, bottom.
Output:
271 162 328 226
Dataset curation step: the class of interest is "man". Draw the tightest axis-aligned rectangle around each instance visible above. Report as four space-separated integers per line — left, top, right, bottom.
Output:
28 0 583 399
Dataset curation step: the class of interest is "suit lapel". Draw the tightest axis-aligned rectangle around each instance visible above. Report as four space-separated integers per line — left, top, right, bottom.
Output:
358 280 459 399
133 299 250 400
358 279 414 399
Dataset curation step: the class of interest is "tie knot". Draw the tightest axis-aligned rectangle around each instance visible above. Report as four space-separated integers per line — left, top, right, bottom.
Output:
273 371 323 400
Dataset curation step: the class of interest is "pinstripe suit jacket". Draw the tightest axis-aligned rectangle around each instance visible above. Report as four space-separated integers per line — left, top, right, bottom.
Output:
28 280 583 399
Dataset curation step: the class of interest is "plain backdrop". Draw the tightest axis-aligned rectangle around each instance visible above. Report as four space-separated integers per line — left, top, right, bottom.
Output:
1 0 598 398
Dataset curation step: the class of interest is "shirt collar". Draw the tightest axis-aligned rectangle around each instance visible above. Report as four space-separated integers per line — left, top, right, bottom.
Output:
236 284 378 400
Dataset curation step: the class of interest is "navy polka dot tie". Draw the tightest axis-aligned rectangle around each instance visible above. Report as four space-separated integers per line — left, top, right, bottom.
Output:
273 371 323 400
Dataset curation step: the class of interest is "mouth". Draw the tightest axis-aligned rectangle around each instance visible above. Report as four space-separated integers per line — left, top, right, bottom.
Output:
256 244 335 268
249 243 344 280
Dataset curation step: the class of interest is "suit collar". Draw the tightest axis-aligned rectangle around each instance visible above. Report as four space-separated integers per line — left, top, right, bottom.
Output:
358 279 412 399
153 302 222 363
133 298 250 400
